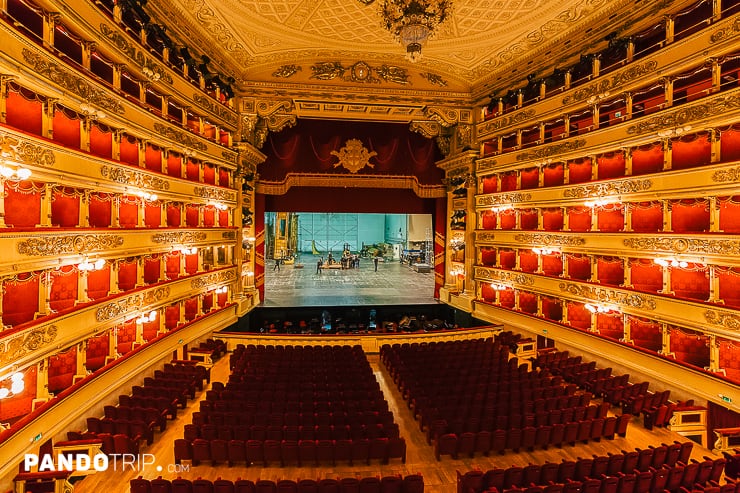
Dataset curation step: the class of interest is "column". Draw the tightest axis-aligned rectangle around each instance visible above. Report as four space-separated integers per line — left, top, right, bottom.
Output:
42 99 56 140
513 290 521 311
709 196 720 232
464 174 477 297
626 38 635 62
111 195 120 227
536 251 544 274
137 198 146 228
161 95 169 120
589 310 598 333
564 69 572 90
536 296 543 317
73 341 87 383
710 58 721 90
157 308 167 335
515 208 522 230
0 179 7 228
622 314 632 343
662 139 672 171
138 140 147 168
623 258 632 287
516 90 523 108
708 335 721 373
42 12 60 49
562 115 571 138
514 249 521 271
198 249 205 272
561 300 569 324
112 130 122 161
495 249 501 268
592 54 601 78
537 209 543 230
563 162 570 184
709 128 721 163
136 257 145 287
33 360 51 408
590 155 599 180
562 207 570 231
161 148 169 174
198 205 204 227
660 264 673 295
198 163 205 183
516 130 522 149
178 302 186 325
39 185 52 228
662 200 672 232
179 252 187 277
496 136 503 154
625 93 633 120
708 264 720 303
592 105 600 130
494 288 501 306
590 256 599 282
159 254 166 282
538 164 545 188
624 203 633 232
624 148 633 175
109 328 119 362
660 323 671 356
79 190 90 227
112 63 124 90
181 156 189 179
134 319 144 348
138 81 147 104
561 252 568 278
160 200 168 227
538 122 545 145
38 271 51 317
77 269 89 304
664 15 675 44
196 294 204 317
81 41 95 71
0 75 11 125
109 260 120 295
81 118 92 153
591 205 599 232
180 203 186 227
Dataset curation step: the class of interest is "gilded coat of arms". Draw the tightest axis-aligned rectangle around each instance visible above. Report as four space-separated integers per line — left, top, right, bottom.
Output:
330 139 377 173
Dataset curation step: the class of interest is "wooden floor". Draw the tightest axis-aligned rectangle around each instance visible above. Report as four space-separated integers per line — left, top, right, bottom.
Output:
72 352 719 493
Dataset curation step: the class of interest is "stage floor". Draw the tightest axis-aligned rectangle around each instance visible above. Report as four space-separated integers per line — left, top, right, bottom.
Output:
263 255 438 307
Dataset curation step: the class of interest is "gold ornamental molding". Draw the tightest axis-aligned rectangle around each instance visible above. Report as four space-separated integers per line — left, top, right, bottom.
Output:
712 166 740 183
558 282 657 310
475 267 535 286
99 24 173 84
704 310 740 331
308 61 410 85
221 231 237 240
516 139 588 161
193 186 236 202
256 173 445 198
95 287 171 322
436 149 478 173
151 231 208 244
21 49 125 115
409 120 442 139
476 231 496 243
514 233 587 247
425 107 473 127
152 123 208 151
709 16 740 43
0 132 55 168
476 192 532 207
477 159 498 172
0 325 57 367
18 234 124 256
193 94 238 126
626 94 740 135
190 269 236 289
221 151 238 165
330 139 377 174
100 166 171 191
563 178 652 198
562 60 658 104
479 109 537 135
623 237 740 256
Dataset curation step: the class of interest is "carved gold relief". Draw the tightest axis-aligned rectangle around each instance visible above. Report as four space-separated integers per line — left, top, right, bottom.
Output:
477 232 496 242
426 107 461 127
330 139 377 174
99 24 173 84
221 151 238 164
193 186 236 202
18 234 124 256
152 231 207 244
623 237 740 255
514 233 586 246
562 61 658 104
193 94 238 126
477 192 532 207
409 121 442 139
479 109 537 134
563 179 652 198
709 16 740 43
100 166 171 190
559 282 657 310
477 159 498 172
22 49 125 115
310 61 409 85
0 132 55 168
95 287 170 322
153 123 208 151
516 139 587 161
420 72 448 86
191 269 236 289
0 325 58 366
475 267 535 286
704 310 740 331
712 166 740 183
272 65 302 78
222 231 237 240
626 95 740 134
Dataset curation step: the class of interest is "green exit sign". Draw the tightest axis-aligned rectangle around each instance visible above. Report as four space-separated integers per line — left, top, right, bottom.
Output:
31 432 43 442
721 395 732 403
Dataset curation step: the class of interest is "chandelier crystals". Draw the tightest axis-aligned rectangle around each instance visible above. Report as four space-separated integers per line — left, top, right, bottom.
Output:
379 0 452 62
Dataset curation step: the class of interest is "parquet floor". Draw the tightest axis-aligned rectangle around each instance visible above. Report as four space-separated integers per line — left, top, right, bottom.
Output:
71 353 719 493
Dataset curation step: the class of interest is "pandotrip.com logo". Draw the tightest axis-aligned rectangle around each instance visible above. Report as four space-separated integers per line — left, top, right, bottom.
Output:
24 453 189 473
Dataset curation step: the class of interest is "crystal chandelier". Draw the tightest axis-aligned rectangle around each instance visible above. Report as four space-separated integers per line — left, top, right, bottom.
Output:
379 0 452 62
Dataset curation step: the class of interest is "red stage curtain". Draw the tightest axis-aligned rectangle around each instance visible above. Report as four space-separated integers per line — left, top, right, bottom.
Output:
480 248 496 266
500 172 517 192
85 332 109 371
520 250 538 273
203 206 215 227
499 250 516 269
542 208 564 231
186 205 199 227
632 142 664 175
142 318 159 342
520 209 537 230
0 366 36 422
718 267 740 308
597 151 626 179
218 210 229 226
568 158 592 184
219 168 230 187
568 206 592 232
718 337 740 383
184 297 198 321
519 291 537 314
48 346 76 394
567 302 591 330
630 202 663 232
520 168 539 189
203 164 216 185
597 313 623 340
186 159 200 181
542 297 562 321
671 263 708 301
89 193 112 227
499 210 516 230
255 193 265 301
629 316 662 352
598 257 624 286
2 273 40 327
50 265 78 312
719 196 740 232
482 176 498 193
167 204 182 226
567 254 591 280
720 124 740 162
144 256 160 284
6 85 43 135
499 289 515 309
145 143 162 172
51 187 81 227
90 122 113 159
52 105 81 149
630 258 662 292
87 266 110 300
117 259 137 291
669 326 710 369
481 210 496 229
542 254 562 276
185 253 198 274
120 134 139 166
165 253 180 279
480 283 495 302
167 153 182 177
145 202 161 228
671 132 711 170
165 305 179 329
119 196 139 228
117 321 136 355
672 199 710 232
543 163 564 187
5 181 42 228
597 204 624 232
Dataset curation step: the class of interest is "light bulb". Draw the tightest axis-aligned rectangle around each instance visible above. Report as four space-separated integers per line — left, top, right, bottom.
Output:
0 166 14 178
11 381 24 394
679 261 688 268
94 259 106 270
0 388 9 399
11 372 23 382
16 168 32 180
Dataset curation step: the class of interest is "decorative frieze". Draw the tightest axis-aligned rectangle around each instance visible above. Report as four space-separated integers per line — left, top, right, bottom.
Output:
272 65 302 78
151 231 207 244
626 94 740 135
562 61 658 104
193 186 236 202
0 325 57 366
477 159 498 172
558 282 657 310
563 179 652 198
516 139 587 161
100 166 170 190
95 287 171 322
420 72 448 86
191 269 236 289
704 310 740 331
309 61 410 85
221 231 237 240
193 94 238 126
514 233 586 246
623 237 740 256
22 49 125 115
153 123 208 151
99 24 173 84
475 267 535 286
709 16 740 43
476 232 496 242
712 166 740 183
477 192 532 207
479 109 537 134
0 132 55 168
221 151 238 164
18 234 124 256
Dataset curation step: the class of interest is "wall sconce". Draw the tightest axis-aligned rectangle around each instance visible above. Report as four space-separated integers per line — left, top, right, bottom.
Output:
211 202 228 211
532 247 559 255
214 286 228 294
655 258 688 268
135 190 158 202
178 246 198 255
80 103 106 121
490 204 513 213
450 268 465 277
657 125 692 138
586 91 611 105
142 65 162 82
584 303 616 314
0 163 31 181
0 372 25 399
489 283 508 290
584 197 618 208
78 258 106 271
136 310 157 324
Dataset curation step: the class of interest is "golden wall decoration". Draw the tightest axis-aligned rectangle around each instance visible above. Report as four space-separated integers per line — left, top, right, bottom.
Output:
18 234 124 256
221 151 238 164
22 49 125 115
190 269 236 289
425 107 462 127
712 166 740 183
151 231 208 244
516 139 587 161
420 72 448 86
330 139 377 174
272 65 302 78
514 233 586 246
193 186 236 202
709 16 740 43
626 94 740 134
704 310 740 331
0 132 55 168
256 173 445 198
475 267 535 286
0 325 57 366
558 282 657 310
477 159 498 172
192 94 238 126
309 61 410 85
562 60 658 104
221 231 236 240
152 123 208 151
563 178 652 198
409 121 442 139
100 166 171 190
623 237 740 255
476 232 496 242
99 24 173 84
477 192 532 207
95 287 171 322
479 109 537 134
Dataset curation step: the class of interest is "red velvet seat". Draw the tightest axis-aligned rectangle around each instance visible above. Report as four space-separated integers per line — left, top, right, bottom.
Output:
263 440 281 466
575 457 593 481
297 480 318 493
590 418 605 441
522 464 541 486
255 480 277 493
351 438 371 465
151 477 173 493
492 429 507 454
435 433 458 460
113 433 139 455
193 479 214 493
246 440 264 467
277 480 297 493
234 479 255 493
281 440 300 466
339 477 360 493
210 439 229 466
172 478 193 493
564 422 579 446
457 432 476 458
191 438 211 466
503 466 523 489
359 477 381 493
559 461 576 482
540 462 559 484
131 476 152 493
318 479 340 493
616 414 631 438
174 439 192 465
474 431 492 456
380 476 403 493
335 439 353 465
616 473 635 493
636 447 654 472
369 437 389 463
550 424 566 448
600 475 619 493
633 470 652 493
402 474 424 493
592 455 610 477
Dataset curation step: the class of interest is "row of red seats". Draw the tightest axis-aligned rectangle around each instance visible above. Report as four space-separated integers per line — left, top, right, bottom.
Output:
84 416 155 445
132 473 424 493
724 449 740 479
173 436 407 467
405 377 569 403
184 422 401 442
119 394 179 418
58 432 139 456
197 406 393 424
103 405 168 431
219 383 383 399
